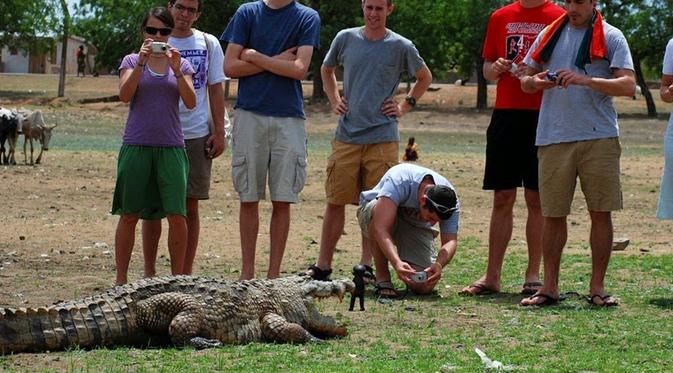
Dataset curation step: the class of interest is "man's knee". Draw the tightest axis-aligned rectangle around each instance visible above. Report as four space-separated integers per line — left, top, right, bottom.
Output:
186 198 199 218
493 189 516 210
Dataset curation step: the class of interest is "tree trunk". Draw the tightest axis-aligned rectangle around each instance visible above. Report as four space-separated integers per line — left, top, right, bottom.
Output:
311 48 325 102
309 0 325 102
58 0 70 98
476 57 487 110
633 55 656 118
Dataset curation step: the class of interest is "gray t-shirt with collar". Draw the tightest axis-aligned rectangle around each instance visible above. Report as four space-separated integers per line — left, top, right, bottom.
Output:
323 27 425 144
523 21 634 146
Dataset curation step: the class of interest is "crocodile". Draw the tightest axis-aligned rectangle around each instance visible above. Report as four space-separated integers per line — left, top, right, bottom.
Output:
0 275 354 354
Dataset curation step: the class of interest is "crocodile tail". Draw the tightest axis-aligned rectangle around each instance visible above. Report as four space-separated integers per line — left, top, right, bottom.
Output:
0 293 138 354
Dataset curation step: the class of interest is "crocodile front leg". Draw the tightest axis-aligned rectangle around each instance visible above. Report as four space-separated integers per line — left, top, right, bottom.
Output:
136 292 209 346
306 307 348 338
260 313 321 343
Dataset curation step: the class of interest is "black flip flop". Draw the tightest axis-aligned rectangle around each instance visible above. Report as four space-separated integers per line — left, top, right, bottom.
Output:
587 294 618 307
521 281 543 295
459 283 498 296
520 293 559 307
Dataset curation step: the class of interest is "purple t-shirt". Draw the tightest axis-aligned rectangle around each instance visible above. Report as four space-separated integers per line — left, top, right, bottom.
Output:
119 54 195 147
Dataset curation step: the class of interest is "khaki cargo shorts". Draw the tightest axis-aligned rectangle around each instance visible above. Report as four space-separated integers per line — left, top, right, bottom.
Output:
325 139 398 205
231 109 307 203
357 198 438 269
538 137 622 217
185 135 212 200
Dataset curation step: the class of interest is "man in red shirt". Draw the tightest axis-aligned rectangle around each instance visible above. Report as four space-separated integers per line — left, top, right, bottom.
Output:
461 0 564 296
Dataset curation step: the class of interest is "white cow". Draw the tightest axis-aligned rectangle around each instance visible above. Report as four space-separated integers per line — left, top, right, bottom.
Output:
18 109 57 165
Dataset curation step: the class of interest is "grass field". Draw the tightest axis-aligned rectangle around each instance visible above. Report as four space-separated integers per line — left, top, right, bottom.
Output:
1 74 673 372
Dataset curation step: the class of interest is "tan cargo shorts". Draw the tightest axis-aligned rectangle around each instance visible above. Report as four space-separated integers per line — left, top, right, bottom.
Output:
231 109 307 203
357 198 438 269
538 137 622 217
325 140 398 205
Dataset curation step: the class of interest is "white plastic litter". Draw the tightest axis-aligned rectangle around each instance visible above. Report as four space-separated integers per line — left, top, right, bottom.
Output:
474 348 515 371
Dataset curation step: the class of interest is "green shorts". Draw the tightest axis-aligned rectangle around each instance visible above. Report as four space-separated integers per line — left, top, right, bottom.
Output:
111 145 189 220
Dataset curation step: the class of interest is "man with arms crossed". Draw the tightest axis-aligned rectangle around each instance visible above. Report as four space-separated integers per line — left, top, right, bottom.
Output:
461 0 564 296
307 0 432 281
519 0 635 306
142 0 229 277
222 0 320 279
358 163 459 297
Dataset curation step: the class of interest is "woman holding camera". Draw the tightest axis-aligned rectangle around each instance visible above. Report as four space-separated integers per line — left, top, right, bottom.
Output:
113 6 196 285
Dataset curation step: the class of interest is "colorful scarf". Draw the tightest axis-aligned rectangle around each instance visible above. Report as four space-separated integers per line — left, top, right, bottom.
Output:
531 9 607 70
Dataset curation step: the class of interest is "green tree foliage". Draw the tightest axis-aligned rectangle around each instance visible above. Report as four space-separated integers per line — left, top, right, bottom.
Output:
73 0 157 72
0 0 60 52
600 0 673 117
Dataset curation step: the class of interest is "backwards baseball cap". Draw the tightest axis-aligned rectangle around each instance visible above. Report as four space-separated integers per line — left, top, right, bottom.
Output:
424 185 458 220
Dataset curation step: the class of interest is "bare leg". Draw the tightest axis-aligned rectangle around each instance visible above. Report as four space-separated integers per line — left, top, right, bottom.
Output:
268 201 290 279
370 235 392 284
166 214 188 275
524 188 543 284
521 216 566 305
239 201 259 280
183 198 200 275
316 203 345 270
588 211 613 297
359 233 373 267
462 189 516 293
114 214 140 285
141 219 162 278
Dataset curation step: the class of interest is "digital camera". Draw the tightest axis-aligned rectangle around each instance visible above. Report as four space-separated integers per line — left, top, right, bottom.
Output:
410 271 427 283
545 71 559 83
151 42 168 54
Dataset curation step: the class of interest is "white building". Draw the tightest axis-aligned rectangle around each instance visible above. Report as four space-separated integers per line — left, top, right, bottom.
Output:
0 35 97 75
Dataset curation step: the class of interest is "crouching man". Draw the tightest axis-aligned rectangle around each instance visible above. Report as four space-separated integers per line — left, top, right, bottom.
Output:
358 163 460 298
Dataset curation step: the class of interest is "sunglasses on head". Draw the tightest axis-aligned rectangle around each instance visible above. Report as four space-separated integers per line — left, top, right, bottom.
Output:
145 26 172 36
424 194 458 215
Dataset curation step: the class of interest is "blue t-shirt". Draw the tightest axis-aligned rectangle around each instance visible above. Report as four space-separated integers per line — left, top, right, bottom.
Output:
221 0 320 119
360 163 461 235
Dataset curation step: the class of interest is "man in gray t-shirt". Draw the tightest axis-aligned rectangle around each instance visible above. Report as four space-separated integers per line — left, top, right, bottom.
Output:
357 164 459 296
307 0 433 281
519 0 636 307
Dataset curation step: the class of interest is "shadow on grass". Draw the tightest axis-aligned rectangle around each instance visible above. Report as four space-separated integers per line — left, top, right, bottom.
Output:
649 298 673 309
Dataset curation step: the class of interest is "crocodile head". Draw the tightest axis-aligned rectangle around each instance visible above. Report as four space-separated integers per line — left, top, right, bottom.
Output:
301 279 355 302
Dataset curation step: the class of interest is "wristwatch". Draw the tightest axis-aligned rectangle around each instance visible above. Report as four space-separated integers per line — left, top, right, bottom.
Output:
404 95 417 107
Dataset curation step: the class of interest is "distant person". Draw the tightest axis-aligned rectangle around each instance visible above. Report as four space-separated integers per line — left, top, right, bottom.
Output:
403 136 418 162
221 0 320 279
113 6 196 285
358 163 459 297
307 0 432 281
76 45 86 77
142 0 230 278
461 0 564 297
519 0 635 306
657 38 673 219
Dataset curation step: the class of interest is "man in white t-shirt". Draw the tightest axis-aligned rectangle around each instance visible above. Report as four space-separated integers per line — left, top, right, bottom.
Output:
142 0 230 276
